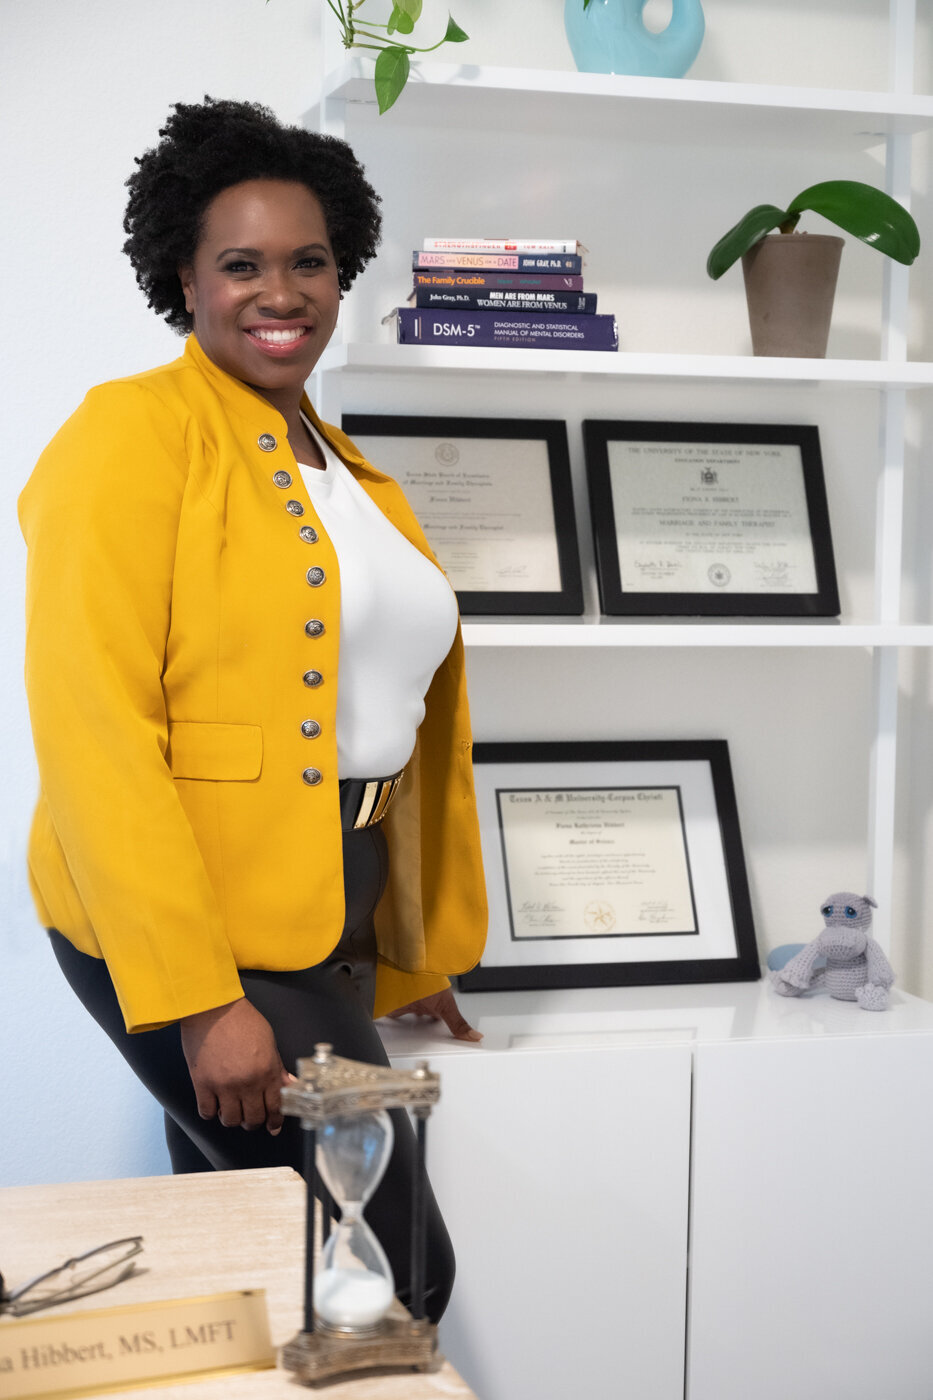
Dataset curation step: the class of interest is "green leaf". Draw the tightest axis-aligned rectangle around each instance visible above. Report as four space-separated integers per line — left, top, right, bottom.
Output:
787 180 920 266
388 6 415 36
707 180 922 280
374 45 411 113
444 15 468 41
706 205 790 279
395 0 423 18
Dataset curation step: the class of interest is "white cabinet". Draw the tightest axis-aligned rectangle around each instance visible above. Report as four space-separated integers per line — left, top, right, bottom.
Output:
689 1026 933 1400
381 982 933 1400
309 11 933 968
399 1039 692 1400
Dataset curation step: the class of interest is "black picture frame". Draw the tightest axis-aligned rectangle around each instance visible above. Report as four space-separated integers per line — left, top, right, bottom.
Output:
460 739 758 993
341 414 584 615
583 421 840 617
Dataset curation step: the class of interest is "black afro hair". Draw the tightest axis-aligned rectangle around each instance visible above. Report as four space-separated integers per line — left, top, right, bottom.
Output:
123 96 382 332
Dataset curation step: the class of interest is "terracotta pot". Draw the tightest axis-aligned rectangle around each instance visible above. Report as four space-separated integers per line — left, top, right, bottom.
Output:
741 233 844 358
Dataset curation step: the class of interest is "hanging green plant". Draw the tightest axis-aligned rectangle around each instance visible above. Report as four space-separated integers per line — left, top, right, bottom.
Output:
270 1 469 114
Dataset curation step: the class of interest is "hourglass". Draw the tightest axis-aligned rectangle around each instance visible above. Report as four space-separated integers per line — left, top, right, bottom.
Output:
280 1044 441 1384
315 1107 394 1332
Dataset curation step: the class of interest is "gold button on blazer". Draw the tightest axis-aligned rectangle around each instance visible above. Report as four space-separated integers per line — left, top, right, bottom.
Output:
19 336 487 1032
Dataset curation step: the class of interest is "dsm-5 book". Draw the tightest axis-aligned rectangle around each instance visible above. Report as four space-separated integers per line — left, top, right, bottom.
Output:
395 307 618 351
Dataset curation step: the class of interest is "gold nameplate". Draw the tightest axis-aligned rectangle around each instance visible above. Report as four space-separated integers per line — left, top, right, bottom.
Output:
0 1290 274 1399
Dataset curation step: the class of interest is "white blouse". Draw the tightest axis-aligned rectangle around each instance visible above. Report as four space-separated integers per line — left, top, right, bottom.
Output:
295 421 458 779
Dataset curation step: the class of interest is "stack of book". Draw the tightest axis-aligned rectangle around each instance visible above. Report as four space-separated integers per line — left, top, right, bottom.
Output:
393 238 618 352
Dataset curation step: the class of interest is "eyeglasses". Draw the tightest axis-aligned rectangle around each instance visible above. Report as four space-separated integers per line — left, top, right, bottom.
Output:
0 1237 143 1317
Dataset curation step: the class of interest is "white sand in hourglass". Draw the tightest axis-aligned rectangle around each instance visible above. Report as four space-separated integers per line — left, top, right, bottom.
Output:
315 1266 395 1328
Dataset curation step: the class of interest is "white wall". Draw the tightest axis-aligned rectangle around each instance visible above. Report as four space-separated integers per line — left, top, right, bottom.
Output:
3 0 933 1188
0 0 326 1187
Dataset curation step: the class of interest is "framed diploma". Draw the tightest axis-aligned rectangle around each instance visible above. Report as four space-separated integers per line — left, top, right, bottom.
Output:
341 415 584 615
460 740 758 992
584 421 840 617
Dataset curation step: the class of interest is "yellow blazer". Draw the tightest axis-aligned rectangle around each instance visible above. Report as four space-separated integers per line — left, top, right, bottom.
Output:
19 336 487 1032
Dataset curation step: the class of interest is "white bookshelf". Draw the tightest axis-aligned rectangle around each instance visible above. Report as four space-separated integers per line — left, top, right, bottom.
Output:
310 12 933 1398
311 7 930 956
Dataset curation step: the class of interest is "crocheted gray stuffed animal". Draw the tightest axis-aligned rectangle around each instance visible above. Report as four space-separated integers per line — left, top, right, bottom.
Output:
770 893 894 1010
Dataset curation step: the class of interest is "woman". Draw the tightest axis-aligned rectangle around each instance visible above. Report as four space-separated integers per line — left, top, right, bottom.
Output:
19 97 487 1322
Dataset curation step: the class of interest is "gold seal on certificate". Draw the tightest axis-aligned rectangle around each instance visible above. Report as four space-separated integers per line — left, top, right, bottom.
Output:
342 415 584 615
463 740 759 993
584 422 840 617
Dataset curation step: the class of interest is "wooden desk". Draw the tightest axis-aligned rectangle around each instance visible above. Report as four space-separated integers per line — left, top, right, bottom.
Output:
0 1168 477 1399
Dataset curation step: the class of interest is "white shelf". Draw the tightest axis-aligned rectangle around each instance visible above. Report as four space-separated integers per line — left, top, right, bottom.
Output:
320 341 933 388
318 59 933 147
461 621 933 648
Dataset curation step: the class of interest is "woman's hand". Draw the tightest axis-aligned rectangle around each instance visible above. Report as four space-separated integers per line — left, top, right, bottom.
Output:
386 988 482 1043
179 998 293 1134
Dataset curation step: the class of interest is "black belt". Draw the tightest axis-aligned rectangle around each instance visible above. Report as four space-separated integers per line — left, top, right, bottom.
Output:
339 771 405 831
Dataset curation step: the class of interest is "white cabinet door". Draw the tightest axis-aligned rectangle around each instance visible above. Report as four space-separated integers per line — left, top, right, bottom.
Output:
392 1043 693 1400
688 1034 933 1400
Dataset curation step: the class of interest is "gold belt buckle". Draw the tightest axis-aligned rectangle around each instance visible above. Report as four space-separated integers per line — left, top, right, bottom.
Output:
353 772 404 829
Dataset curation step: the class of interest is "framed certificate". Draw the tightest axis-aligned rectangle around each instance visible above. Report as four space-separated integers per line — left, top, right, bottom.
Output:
341 415 584 615
460 740 758 992
584 421 840 617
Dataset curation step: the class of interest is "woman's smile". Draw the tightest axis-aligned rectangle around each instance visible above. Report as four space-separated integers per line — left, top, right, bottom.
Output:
244 321 314 355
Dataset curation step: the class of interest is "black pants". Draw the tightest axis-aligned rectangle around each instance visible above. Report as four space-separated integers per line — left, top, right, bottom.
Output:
48 826 454 1323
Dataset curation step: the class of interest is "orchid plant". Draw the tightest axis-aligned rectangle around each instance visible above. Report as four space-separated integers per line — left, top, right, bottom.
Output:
707 180 920 279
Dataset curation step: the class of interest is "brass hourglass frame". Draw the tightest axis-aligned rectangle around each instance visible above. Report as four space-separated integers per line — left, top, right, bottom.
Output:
280 1043 442 1384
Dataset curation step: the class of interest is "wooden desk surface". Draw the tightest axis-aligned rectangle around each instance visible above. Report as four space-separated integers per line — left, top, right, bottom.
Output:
0 1168 477 1399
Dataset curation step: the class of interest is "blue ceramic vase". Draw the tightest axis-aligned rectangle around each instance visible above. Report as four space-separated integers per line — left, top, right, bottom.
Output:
564 0 705 78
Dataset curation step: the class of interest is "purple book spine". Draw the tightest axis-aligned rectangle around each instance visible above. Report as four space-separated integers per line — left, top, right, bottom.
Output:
396 308 618 351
